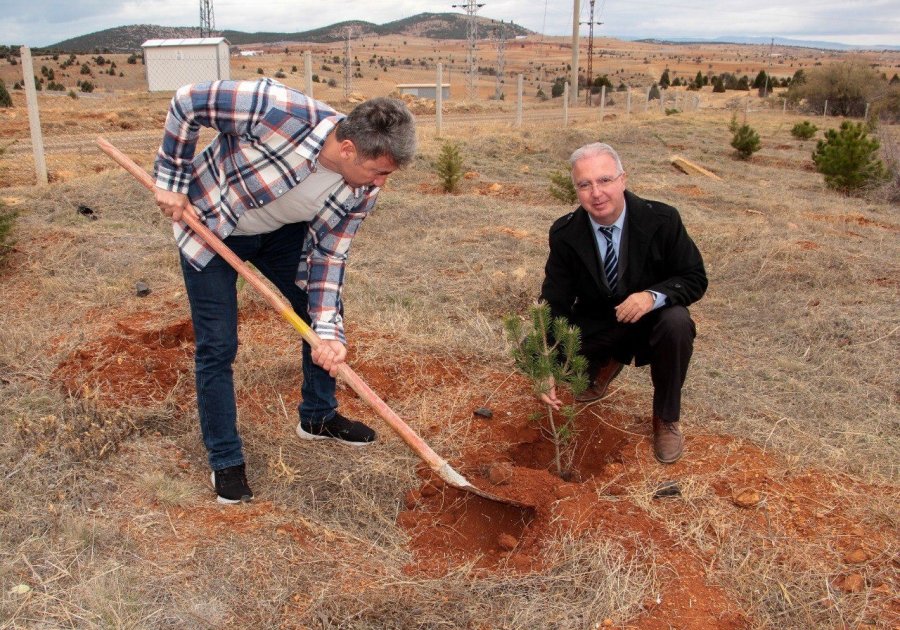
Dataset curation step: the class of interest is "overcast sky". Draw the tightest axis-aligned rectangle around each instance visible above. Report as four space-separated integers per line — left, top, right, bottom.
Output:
3 0 898 48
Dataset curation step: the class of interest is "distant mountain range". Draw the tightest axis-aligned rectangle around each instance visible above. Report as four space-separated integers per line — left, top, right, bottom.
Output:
39 13 532 53
630 35 899 52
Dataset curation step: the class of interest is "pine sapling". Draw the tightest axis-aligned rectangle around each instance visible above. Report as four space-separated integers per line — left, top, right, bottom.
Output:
504 302 589 479
548 170 577 205
435 141 464 193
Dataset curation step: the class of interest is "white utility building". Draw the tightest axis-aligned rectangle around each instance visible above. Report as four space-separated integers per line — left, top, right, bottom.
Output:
141 37 230 92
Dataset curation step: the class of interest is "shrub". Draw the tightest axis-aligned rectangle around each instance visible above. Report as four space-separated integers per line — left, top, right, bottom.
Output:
648 83 661 100
327 78 337 88
0 79 11 107
812 121 889 192
256 67 263 74
274 70 286 78
0 202 16 266
791 120 818 140
434 142 464 193
665 108 680 115
731 124 761 159
504 302 588 479
548 171 577 204
80 63 91 75
79 80 94 93
787 59 885 118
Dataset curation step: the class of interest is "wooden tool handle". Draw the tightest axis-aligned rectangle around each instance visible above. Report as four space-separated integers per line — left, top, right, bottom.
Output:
96 136 448 472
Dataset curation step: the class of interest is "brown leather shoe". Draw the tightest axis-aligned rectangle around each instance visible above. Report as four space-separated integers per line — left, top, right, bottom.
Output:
652 415 684 464
575 360 624 403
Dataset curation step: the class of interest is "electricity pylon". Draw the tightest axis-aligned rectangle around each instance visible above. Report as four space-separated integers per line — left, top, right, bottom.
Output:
200 0 215 37
452 1 486 100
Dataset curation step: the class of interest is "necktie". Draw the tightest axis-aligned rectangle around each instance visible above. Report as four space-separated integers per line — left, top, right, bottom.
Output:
598 226 618 293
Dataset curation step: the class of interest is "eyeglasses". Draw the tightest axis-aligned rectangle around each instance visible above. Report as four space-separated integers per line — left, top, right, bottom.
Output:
575 172 624 192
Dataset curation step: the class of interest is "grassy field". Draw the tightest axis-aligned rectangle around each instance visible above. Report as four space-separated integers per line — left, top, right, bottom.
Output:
0 85 898 628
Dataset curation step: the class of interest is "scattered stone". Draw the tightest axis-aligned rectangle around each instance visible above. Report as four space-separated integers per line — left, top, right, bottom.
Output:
464 171 480 180
873 583 891 595
843 548 869 564
135 281 151 297
840 573 866 593
487 182 503 193
602 620 614 628
77 204 97 219
473 407 493 419
653 480 682 499
604 462 625 476
732 488 761 508
497 533 518 551
9 584 30 595
487 463 513 486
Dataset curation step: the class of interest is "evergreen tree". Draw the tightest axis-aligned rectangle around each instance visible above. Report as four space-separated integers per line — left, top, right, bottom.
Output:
694 70 704 88
813 121 889 192
753 70 768 89
0 79 11 108
504 303 588 479
659 68 670 89
731 124 761 159
649 83 661 100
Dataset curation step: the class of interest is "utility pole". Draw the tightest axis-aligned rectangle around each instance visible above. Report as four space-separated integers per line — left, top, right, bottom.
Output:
570 0 580 106
581 0 602 105
493 20 506 101
199 0 215 37
763 37 774 98
342 26 354 98
452 0 486 100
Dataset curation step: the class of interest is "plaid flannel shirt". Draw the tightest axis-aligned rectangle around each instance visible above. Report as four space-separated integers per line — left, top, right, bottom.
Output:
154 79 379 343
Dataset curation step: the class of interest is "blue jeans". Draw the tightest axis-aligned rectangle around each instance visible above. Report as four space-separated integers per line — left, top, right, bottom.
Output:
180 222 339 470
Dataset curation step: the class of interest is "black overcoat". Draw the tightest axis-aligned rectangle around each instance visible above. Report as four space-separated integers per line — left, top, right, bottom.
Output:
540 189 708 344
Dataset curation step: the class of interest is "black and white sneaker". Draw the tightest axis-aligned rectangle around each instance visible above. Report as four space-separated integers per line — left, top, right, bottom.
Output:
210 463 253 504
296 412 377 447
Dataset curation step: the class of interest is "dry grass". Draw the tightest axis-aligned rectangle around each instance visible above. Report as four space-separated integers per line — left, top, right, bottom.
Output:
0 102 897 628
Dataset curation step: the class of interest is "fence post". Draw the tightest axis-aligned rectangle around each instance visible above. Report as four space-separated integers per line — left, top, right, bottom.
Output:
782 98 786 115
626 88 632 117
823 99 828 117
644 86 650 112
600 85 606 118
304 51 313 98
436 63 443 137
563 82 569 127
20 46 47 186
864 101 870 121
516 73 523 128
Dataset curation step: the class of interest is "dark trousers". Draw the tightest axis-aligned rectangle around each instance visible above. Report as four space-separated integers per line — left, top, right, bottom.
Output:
180 222 339 470
581 305 696 423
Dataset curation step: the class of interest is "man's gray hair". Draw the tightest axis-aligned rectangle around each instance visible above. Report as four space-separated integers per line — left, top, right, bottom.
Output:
336 97 416 167
569 142 624 174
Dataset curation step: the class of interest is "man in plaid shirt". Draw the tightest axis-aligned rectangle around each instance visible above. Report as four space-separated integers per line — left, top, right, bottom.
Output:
154 78 416 504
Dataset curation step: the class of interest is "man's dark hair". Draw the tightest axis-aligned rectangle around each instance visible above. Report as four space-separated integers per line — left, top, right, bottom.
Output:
336 97 416 167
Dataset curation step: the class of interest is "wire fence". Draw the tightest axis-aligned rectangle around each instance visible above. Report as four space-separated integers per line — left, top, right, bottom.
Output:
6 43 809 187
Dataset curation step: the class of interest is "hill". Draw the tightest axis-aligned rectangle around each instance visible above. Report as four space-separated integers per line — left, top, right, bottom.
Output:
41 13 532 53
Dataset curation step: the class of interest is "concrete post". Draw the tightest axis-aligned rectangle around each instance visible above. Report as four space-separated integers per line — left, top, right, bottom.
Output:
436 63 443 137
516 73 523 128
644 86 651 112
823 99 828 117
20 46 47 186
304 51 313 98
626 88 631 116
564 82 570 127
600 85 606 118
